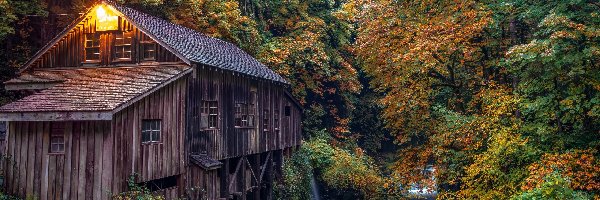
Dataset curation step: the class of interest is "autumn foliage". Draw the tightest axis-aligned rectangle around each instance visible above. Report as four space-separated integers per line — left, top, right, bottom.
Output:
1 0 599 199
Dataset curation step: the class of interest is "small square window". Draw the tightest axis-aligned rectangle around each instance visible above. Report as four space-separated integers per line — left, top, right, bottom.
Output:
142 120 161 143
50 122 65 154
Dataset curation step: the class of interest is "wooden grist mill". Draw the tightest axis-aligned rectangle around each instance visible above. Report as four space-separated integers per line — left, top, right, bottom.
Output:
0 1 302 199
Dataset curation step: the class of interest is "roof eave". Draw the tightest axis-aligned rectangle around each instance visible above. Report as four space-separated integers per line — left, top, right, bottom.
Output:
0 111 113 121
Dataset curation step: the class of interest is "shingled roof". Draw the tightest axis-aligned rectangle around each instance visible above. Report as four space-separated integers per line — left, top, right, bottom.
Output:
19 1 287 84
0 65 190 113
110 1 287 84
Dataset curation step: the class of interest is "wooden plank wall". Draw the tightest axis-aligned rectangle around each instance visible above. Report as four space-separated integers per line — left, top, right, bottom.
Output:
186 66 303 161
4 121 113 200
186 166 220 200
31 17 181 69
111 76 187 189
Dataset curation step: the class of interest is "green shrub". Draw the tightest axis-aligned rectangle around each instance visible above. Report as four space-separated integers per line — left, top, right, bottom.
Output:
112 174 165 200
511 172 592 200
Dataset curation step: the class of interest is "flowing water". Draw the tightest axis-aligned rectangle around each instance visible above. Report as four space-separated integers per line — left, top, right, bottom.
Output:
310 175 321 200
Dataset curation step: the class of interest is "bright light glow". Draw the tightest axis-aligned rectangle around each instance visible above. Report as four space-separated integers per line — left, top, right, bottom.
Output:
95 5 119 31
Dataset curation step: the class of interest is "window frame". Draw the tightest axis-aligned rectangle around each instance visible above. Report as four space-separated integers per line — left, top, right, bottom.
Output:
284 106 291 117
201 100 219 129
263 109 270 133
141 41 156 61
139 34 157 61
49 123 65 154
84 33 101 63
113 31 134 62
141 119 162 144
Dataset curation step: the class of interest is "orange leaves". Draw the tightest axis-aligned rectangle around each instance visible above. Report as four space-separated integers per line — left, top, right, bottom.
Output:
523 150 600 191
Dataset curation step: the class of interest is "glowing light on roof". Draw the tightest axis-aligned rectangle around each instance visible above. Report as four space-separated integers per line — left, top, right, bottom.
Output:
95 5 119 31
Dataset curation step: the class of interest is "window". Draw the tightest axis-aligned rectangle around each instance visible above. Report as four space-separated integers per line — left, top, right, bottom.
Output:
235 88 258 128
234 103 245 127
263 109 270 133
201 101 218 129
139 175 179 192
249 91 256 126
234 103 254 128
142 120 161 143
114 31 133 60
285 106 291 117
140 34 156 61
273 107 279 132
141 41 156 60
84 33 101 62
0 121 6 141
50 123 65 154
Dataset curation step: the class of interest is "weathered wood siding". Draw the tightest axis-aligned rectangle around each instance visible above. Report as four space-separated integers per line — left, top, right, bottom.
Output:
30 16 181 69
186 166 220 200
111 76 187 189
186 66 302 161
4 121 113 200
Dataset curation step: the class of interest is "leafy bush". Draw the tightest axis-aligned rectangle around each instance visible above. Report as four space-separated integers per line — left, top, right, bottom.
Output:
511 172 592 200
112 174 165 200
277 132 386 199
0 193 22 200
275 147 313 200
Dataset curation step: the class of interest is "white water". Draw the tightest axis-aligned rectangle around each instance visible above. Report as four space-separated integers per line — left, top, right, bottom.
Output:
310 175 321 200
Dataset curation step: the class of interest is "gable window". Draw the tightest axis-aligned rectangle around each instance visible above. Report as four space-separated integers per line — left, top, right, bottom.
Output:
142 120 161 143
84 33 101 62
50 123 65 154
201 101 218 129
139 34 156 61
141 41 156 61
114 31 133 61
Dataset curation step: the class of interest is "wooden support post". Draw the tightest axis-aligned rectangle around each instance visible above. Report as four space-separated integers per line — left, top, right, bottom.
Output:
253 154 261 200
240 156 247 200
220 158 230 198
265 152 274 200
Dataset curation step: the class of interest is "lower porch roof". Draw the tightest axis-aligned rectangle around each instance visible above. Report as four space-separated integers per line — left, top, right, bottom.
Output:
0 64 191 121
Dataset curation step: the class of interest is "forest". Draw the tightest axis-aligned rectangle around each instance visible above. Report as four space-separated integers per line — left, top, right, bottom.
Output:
0 0 599 199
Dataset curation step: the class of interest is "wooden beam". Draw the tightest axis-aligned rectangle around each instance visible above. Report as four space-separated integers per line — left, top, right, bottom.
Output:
259 151 271 183
0 112 112 121
228 157 244 192
5 82 60 91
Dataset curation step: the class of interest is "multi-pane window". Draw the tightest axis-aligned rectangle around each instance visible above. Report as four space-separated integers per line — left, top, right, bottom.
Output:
235 89 258 128
141 41 156 60
50 123 65 154
263 109 270 133
142 120 161 143
84 33 101 62
234 103 245 127
249 91 256 126
140 34 156 61
114 31 133 60
201 101 218 129
234 103 255 127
